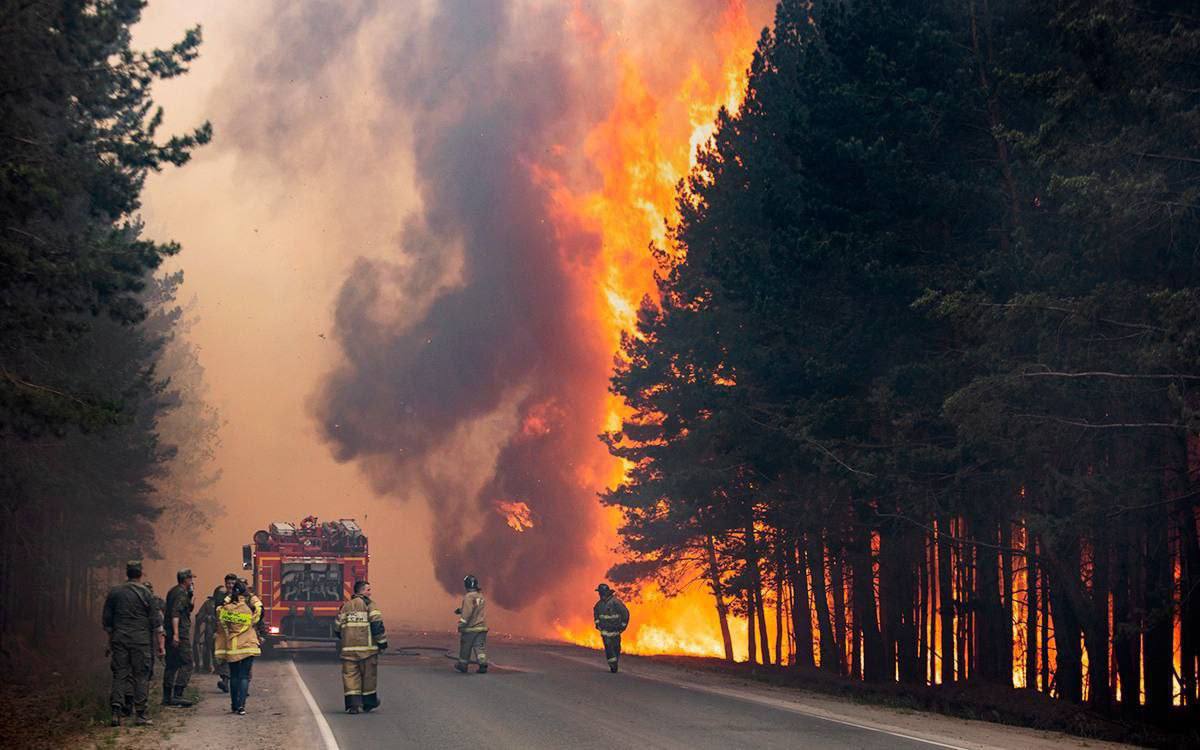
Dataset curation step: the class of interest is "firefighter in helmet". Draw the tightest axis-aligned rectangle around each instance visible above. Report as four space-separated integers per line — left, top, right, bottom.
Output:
454 575 488 674
335 580 387 714
102 561 164 727
593 583 630 673
215 573 237 692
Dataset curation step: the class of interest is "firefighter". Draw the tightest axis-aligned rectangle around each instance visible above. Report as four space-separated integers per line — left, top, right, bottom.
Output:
163 568 197 707
334 580 388 714
454 575 488 674
215 579 263 715
192 586 220 675
593 583 630 673
215 573 237 693
102 560 164 727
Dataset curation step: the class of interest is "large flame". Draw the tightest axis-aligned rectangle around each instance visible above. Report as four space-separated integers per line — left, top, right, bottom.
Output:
537 1 762 658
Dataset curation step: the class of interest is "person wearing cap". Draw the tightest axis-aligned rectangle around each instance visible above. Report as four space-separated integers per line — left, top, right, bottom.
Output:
593 583 630 673
102 560 164 726
162 568 197 707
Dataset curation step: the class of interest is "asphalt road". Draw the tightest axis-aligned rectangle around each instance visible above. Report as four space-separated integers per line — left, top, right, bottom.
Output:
287 640 956 750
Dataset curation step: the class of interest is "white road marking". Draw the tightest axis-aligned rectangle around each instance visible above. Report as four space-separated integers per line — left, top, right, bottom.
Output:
288 658 340 750
541 650 975 750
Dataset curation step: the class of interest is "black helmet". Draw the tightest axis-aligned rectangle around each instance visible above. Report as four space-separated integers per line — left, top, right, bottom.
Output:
596 583 612 596
464 574 479 591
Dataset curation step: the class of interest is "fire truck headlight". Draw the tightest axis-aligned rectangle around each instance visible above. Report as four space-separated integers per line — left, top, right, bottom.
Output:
268 626 281 635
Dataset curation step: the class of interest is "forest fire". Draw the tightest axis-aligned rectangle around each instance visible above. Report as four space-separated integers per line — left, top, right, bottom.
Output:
538 0 762 658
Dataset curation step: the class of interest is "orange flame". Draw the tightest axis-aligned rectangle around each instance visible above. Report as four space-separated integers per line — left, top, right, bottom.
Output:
539 1 763 658
495 500 535 532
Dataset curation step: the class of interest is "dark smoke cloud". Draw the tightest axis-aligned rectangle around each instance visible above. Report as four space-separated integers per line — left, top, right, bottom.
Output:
306 0 615 609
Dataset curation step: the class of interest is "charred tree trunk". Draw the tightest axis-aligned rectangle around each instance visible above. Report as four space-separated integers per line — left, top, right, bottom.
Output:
746 589 758 666
1087 530 1113 712
788 536 814 668
1000 521 1014 683
974 517 1007 684
1143 488 1174 717
1048 534 1084 702
705 533 735 663
830 537 849 675
938 516 956 683
1027 536 1040 691
808 531 839 673
851 507 886 682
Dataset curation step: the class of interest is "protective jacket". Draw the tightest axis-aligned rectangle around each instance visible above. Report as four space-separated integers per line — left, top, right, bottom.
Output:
215 596 263 663
593 595 630 637
335 594 386 660
165 584 194 642
102 581 163 646
458 590 487 633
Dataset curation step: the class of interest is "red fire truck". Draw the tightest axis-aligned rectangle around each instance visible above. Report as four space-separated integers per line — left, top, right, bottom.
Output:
241 516 368 649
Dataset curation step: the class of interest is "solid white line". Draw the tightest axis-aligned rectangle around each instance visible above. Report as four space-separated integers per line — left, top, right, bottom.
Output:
541 650 973 750
288 658 340 750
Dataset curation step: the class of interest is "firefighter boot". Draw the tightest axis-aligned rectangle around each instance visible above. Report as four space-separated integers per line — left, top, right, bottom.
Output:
217 676 229 693
171 687 194 708
453 662 468 674
110 709 121 727
162 686 174 706
610 661 619 673
135 713 153 726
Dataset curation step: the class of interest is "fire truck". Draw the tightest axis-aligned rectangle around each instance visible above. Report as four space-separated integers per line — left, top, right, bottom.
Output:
241 516 368 649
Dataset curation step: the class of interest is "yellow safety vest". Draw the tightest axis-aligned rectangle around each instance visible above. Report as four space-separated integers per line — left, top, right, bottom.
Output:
214 596 262 663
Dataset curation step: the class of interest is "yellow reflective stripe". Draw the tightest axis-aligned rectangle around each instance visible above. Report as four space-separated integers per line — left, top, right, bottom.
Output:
344 689 363 696
341 621 370 627
600 630 622 637
216 647 260 656
341 645 378 652
460 626 488 633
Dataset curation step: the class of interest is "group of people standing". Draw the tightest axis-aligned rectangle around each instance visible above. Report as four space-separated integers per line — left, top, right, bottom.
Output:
102 562 264 726
106 562 631 726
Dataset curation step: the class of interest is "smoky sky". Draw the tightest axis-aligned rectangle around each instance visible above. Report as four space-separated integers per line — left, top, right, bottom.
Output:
298 0 615 609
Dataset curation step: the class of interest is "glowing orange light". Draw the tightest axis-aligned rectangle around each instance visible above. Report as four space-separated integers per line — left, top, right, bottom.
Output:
495 500 535 533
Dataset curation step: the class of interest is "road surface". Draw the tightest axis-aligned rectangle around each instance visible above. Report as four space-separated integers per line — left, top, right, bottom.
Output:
277 637 1137 750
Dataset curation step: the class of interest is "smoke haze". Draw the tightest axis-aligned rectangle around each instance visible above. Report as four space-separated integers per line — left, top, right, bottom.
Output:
134 0 770 632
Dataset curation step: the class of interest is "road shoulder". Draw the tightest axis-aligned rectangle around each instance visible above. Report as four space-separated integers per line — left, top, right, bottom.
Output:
543 647 1141 750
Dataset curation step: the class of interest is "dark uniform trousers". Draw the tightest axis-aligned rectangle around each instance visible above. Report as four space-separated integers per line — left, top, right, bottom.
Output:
164 638 193 695
342 656 380 711
110 641 151 712
602 634 622 665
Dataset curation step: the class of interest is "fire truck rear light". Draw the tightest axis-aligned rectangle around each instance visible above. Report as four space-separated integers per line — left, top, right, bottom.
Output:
268 626 281 635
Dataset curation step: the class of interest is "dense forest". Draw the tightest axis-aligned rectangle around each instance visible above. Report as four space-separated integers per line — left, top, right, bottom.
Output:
605 0 1199 721
0 0 214 656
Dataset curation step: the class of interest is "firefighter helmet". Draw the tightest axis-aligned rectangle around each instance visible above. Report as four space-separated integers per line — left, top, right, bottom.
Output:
596 583 612 596
463 574 479 591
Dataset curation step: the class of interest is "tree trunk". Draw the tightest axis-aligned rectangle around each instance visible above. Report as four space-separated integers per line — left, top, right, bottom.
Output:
1026 536 1040 691
1048 535 1084 703
808 531 839 673
1087 531 1113 711
705 534 735 663
973 517 1007 684
1143 489 1174 716
851 508 886 682
938 516 956 683
830 538 849 676
788 535 815 669
746 589 758 666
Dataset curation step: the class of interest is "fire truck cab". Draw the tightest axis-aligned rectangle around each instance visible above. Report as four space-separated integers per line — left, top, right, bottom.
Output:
241 516 368 648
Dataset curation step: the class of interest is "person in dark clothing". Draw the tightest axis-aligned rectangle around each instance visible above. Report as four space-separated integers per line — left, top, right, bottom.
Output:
193 586 220 674
103 561 164 727
163 568 197 707
593 583 631 673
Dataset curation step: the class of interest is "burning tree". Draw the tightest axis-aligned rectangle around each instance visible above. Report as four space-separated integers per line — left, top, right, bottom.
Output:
604 0 1200 724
